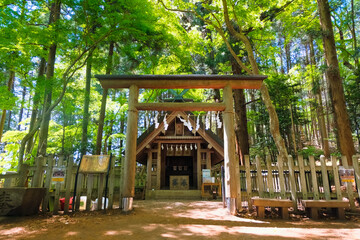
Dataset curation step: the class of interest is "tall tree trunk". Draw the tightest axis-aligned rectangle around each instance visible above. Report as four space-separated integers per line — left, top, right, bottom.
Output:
37 0 61 157
25 57 46 155
17 86 26 130
221 0 289 163
309 38 330 157
350 0 359 68
0 71 15 141
231 58 249 162
80 53 92 157
95 41 114 155
317 0 355 165
289 104 297 155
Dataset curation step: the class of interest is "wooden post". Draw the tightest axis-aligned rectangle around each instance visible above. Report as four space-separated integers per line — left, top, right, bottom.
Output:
320 155 331 200
309 156 320 200
277 155 286 199
206 150 211 169
266 155 274 198
331 156 342 200
197 143 201 190
86 174 94 211
64 155 73 213
245 155 252 210
75 173 83 211
297 155 308 200
223 84 239 215
42 155 54 213
156 143 161 190
255 156 264 198
342 156 355 210
122 85 139 211
33 156 46 187
287 155 297 208
97 174 104 210
235 160 242 210
53 155 64 214
107 157 115 209
352 155 360 200
146 151 152 191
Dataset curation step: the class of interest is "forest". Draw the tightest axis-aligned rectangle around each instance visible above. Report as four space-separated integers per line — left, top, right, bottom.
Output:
0 0 359 173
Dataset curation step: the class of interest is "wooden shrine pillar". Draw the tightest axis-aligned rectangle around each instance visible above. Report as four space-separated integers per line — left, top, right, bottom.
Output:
223 84 241 215
146 150 152 191
197 143 202 190
156 143 161 190
122 85 139 212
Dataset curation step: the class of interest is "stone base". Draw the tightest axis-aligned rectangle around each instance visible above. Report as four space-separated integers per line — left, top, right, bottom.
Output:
0 188 46 216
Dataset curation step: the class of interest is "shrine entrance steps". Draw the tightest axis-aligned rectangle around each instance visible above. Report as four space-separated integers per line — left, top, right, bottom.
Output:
145 190 201 200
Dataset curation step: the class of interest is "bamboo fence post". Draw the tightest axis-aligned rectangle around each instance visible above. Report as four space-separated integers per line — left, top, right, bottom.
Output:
331 156 342 200
42 155 54 213
64 155 74 213
320 155 331 200
309 156 319 200
352 155 360 200
255 156 264 198
298 155 308 200
266 155 274 198
342 156 355 210
277 155 286 199
244 155 252 210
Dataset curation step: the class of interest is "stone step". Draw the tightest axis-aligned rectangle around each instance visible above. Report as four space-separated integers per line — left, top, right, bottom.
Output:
146 190 201 200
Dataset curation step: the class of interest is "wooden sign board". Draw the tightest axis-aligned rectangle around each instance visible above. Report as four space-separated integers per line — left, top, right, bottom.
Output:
79 155 111 174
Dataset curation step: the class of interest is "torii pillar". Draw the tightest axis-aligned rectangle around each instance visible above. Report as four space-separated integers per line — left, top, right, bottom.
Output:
223 84 241 214
121 85 138 211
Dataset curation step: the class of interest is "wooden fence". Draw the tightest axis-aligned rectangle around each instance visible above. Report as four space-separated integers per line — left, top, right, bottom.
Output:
239 155 360 210
1 154 359 214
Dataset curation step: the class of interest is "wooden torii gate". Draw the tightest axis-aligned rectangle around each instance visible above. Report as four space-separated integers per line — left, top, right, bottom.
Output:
96 75 266 215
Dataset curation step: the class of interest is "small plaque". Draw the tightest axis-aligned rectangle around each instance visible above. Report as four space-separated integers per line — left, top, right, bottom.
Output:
170 175 189 190
339 167 355 183
52 167 66 182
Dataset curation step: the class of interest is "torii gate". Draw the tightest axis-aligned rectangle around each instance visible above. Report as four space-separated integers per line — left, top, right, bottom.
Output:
96 74 266 215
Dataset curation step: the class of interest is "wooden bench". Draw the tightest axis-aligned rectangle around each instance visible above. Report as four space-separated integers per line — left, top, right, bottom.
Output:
302 200 350 220
251 197 293 219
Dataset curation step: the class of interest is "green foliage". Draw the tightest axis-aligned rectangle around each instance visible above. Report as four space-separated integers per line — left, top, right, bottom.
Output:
298 146 324 159
0 86 17 110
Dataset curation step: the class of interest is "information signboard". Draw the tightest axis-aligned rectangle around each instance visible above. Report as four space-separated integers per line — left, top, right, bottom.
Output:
52 167 66 182
339 166 355 183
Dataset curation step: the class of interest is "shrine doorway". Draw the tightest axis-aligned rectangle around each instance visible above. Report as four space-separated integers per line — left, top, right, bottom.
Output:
164 156 195 189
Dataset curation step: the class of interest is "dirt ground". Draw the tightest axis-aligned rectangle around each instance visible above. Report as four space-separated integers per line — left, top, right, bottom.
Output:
1 200 360 240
